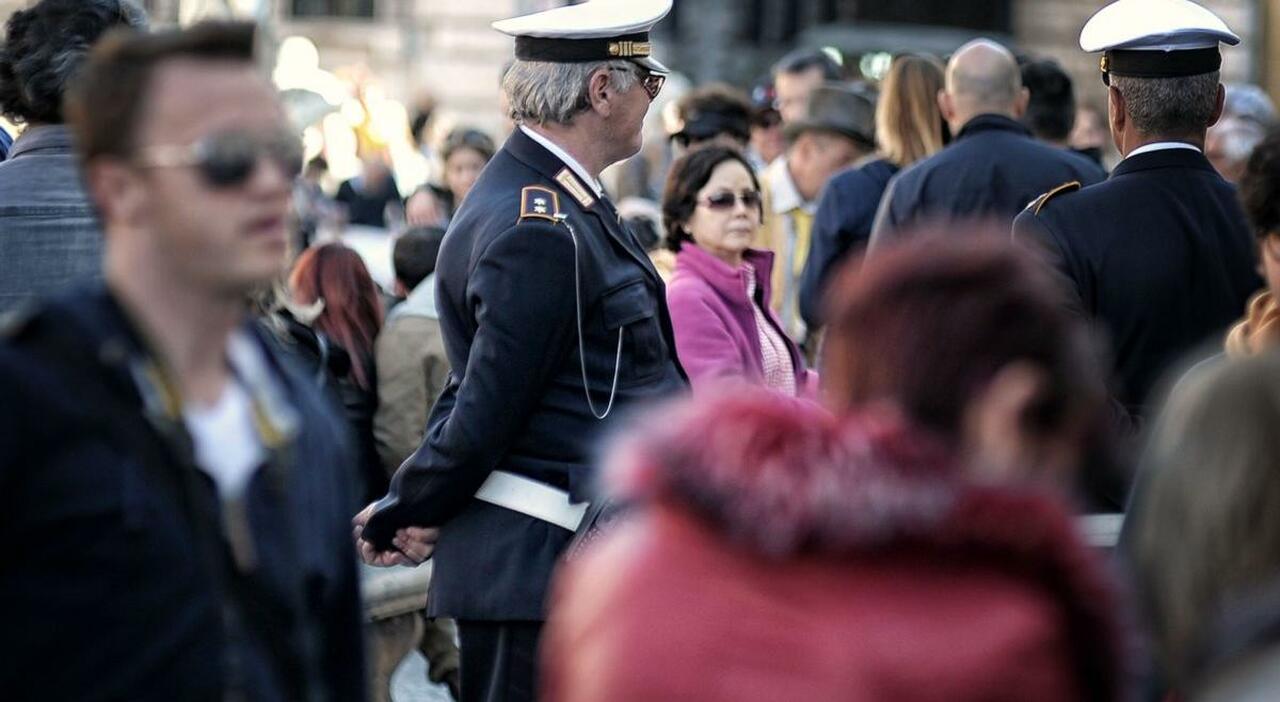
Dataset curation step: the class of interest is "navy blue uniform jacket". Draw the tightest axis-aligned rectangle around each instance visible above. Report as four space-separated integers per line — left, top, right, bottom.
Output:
869 114 1105 246
1014 147 1260 413
363 128 687 621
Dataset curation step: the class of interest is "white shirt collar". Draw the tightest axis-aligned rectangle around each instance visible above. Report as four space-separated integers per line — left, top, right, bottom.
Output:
1126 141 1202 159
764 156 816 215
519 125 604 196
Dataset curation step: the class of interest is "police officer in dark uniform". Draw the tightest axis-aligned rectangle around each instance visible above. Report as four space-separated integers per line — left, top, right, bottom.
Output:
1013 0 1260 417
868 39 1105 248
352 1 686 699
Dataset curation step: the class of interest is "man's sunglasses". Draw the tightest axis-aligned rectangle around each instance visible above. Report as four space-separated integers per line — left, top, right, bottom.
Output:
699 190 762 210
611 65 666 101
134 129 304 188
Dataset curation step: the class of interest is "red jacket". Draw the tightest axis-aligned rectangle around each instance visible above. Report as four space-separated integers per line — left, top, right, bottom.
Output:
542 390 1125 702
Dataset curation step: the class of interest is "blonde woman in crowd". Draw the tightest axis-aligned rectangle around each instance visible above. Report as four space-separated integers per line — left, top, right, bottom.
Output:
798 54 946 328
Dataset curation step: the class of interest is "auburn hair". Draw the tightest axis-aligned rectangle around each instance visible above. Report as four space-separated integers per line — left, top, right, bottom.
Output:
289 243 384 389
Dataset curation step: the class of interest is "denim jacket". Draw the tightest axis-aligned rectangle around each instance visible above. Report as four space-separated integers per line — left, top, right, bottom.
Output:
0 125 103 319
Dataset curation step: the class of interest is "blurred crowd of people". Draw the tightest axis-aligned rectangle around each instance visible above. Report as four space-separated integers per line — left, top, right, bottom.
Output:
4 0 1280 701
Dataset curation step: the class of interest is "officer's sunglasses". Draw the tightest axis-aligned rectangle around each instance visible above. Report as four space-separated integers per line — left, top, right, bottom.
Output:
134 128 304 189
611 65 666 101
699 189 762 210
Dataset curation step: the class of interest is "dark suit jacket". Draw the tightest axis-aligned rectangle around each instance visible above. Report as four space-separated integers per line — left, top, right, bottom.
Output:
1013 147 1260 413
362 128 687 620
800 157 898 327
870 114 1106 247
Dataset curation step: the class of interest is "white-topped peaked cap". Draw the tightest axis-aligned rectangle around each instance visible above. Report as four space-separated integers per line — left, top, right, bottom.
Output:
492 0 673 73
1080 0 1238 52
1080 0 1238 83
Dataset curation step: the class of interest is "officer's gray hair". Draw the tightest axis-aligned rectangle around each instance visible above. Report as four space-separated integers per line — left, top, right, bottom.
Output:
503 59 639 126
1112 71 1221 137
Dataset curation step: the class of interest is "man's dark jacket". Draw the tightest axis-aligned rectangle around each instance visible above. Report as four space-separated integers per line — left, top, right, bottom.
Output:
869 114 1106 247
0 289 366 702
800 157 898 327
1014 147 1261 413
362 128 687 621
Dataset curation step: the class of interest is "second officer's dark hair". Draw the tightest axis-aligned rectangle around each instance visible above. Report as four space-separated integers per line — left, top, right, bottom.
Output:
1021 58 1076 143
0 0 147 125
662 145 762 253
64 21 256 164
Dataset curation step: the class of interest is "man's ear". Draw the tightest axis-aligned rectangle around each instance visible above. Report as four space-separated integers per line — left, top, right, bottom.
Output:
586 68 614 118
1208 82 1226 128
85 159 148 231
1108 85 1126 148
1011 87 1030 119
937 89 955 124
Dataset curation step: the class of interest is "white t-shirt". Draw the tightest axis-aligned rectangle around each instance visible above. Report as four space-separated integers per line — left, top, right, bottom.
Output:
184 377 265 500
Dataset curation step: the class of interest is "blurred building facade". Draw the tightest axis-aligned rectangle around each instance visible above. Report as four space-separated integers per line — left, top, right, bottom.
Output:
0 0 1276 137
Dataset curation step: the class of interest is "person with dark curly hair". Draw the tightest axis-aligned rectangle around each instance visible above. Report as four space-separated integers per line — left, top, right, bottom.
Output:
0 0 147 318
1224 127 1280 356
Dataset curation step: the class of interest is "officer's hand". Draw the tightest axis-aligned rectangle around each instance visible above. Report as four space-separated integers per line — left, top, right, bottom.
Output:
352 503 439 567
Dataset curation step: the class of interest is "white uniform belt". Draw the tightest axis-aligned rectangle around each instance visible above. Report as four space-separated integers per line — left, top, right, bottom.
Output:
474 470 588 532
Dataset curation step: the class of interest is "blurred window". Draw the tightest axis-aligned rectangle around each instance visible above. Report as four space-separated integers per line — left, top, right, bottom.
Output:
291 0 374 18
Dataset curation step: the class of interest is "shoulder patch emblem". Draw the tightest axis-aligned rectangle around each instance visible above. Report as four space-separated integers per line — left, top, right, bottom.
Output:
554 168 596 209
1031 180 1082 215
520 186 561 222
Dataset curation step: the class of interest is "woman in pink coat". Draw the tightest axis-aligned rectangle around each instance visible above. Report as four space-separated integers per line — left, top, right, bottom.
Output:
542 236 1126 702
662 145 814 394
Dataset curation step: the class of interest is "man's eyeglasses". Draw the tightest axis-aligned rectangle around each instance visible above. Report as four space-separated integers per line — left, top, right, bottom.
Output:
698 190 762 211
134 129 304 189
611 65 666 101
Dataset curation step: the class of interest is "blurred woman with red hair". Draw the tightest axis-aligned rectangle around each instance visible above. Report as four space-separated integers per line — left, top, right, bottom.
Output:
289 242 385 502
542 234 1127 702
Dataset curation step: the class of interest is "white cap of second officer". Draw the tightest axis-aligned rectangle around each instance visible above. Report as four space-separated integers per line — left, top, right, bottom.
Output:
493 0 673 74
1080 0 1239 84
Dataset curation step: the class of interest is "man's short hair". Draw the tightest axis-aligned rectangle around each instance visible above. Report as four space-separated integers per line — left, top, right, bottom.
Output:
502 59 638 126
672 83 753 146
0 0 147 125
1021 58 1076 142
64 21 256 165
774 47 842 81
1240 127 1280 236
393 226 447 290
1111 71 1221 138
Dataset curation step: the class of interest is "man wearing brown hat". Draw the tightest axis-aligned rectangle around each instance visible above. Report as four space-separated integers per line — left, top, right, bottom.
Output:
759 82 876 342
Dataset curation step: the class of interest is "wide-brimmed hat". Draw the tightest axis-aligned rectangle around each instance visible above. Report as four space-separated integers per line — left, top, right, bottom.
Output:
784 83 876 147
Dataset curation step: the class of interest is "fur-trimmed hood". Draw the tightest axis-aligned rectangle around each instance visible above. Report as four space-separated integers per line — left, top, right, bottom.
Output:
600 388 1128 700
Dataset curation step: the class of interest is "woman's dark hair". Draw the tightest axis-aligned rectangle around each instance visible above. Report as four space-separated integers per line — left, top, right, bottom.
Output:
823 232 1104 444
289 243 384 390
442 127 496 164
661 144 762 253
0 0 147 125
1239 127 1280 238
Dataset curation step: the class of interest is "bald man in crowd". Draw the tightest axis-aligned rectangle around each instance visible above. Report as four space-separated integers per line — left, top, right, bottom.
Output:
869 39 1104 247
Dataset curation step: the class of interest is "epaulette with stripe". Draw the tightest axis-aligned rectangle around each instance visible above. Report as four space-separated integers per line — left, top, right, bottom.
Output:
1027 180 1082 215
519 186 561 223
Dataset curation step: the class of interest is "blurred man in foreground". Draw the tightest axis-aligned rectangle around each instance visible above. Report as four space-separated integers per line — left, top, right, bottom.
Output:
0 23 365 700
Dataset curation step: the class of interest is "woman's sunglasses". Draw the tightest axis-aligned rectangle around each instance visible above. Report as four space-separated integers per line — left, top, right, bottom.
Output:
134 129 304 189
699 190 762 211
